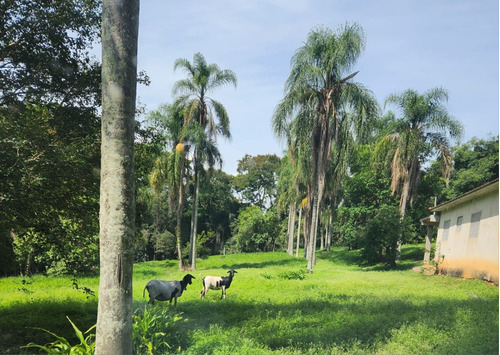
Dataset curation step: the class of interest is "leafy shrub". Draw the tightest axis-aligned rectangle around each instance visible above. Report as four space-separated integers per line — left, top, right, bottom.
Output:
22 307 183 355
132 305 183 355
278 269 307 280
230 206 281 253
361 205 415 266
22 316 96 354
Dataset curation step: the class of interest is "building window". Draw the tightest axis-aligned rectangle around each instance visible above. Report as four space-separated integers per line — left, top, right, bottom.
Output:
456 216 463 230
469 211 481 238
442 220 451 241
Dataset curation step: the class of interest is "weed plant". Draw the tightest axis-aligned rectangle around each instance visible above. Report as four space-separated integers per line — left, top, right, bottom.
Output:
0 245 498 354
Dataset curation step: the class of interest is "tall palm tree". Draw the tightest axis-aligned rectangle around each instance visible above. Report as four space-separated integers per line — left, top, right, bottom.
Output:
149 104 190 271
273 23 378 273
376 87 463 219
172 52 237 269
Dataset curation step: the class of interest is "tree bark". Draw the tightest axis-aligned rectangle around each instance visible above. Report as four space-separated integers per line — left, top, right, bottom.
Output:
96 0 139 354
295 206 302 257
424 225 432 264
189 154 200 270
397 156 419 259
326 211 333 252
176 158 184 271
287 203 296 255
307 187 319 273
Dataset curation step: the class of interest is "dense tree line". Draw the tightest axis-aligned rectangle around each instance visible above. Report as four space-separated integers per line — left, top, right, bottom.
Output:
1 4 498 277
0 0 102 276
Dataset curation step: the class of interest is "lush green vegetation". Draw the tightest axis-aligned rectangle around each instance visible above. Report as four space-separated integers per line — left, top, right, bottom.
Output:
1 2 498 277
1 246 497 354
2 4 498 354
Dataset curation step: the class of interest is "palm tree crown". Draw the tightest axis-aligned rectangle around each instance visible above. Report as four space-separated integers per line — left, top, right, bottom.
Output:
173 52 237 140
377 87 463 216
273 23 378 272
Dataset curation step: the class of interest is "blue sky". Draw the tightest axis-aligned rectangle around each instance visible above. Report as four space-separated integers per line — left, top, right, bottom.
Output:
134 0 499 175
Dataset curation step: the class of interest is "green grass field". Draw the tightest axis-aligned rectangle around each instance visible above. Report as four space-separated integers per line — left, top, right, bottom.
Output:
0 245 498 354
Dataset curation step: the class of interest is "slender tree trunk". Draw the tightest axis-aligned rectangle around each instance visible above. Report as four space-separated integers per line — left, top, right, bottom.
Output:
189 155 200 270
96 1 139 353
424 225 432 264
303 205 310 259
287 203 296 255
307 187 319 273
312 195 321 266
323 223 326 250
397 157 418 259
286 205 292 252
176 160 184 271
326 211 333 252
306 108 331 272
295 206 302 257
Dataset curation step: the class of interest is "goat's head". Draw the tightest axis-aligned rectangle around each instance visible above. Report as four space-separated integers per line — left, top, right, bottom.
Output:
181 274 196 290
227 269 237 277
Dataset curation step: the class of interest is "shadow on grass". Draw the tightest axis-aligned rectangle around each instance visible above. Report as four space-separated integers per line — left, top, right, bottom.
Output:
0 299 97 354
174 291 498 354
214 257 305 271
317 245 426 272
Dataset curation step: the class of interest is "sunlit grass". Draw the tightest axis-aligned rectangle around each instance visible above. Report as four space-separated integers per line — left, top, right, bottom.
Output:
1 245 498 354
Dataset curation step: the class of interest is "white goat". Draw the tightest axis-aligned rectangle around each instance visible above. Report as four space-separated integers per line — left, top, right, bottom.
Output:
200 269 237 299
143 273 195 306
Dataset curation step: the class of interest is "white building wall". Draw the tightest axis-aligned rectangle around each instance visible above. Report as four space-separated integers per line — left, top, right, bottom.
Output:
435 189 499 283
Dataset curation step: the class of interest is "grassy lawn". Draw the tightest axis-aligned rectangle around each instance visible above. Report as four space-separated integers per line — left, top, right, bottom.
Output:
0 245 498 354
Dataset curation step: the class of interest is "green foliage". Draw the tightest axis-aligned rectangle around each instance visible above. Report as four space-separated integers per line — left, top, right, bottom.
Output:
446 135 499 198
336 145 397 250
1 0 102 277
278 269 307 280
234 154 281 210
182 230 213 261
362 205 416 266
230 206 282 253
197 170 241 254
1 0 101 106
132 306 183 355
20 308 184 355
1 104 100 276
377 87 463 215
22 317 96 355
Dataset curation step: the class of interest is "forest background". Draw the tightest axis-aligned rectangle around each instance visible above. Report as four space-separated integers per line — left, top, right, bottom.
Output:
0 1 498 278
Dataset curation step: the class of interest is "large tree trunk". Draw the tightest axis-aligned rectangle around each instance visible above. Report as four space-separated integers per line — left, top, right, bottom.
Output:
96 0 139 353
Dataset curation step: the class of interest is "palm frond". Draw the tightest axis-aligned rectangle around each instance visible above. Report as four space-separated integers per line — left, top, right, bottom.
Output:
173 57 195 76
172 78 198 97
210 98 231 140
